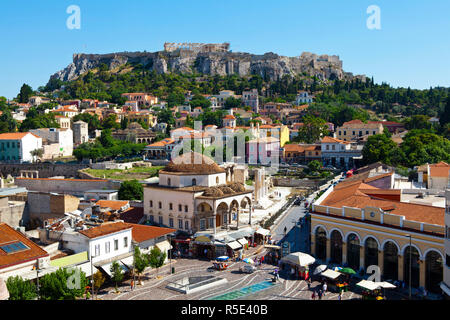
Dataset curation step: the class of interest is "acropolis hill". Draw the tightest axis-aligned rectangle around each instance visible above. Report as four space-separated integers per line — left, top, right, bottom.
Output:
50 42 367 83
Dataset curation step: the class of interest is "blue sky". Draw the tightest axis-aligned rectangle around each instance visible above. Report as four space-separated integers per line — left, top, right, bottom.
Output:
1 0 449 99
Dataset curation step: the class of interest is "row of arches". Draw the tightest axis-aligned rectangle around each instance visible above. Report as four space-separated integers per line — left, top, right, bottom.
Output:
314 226 444 293
196 197 252 229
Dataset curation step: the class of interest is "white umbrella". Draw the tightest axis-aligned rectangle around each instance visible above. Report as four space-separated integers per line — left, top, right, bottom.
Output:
0 278 9 300
356 280 380 291
280 252 315 267
313 264 328 275
376 281 396 289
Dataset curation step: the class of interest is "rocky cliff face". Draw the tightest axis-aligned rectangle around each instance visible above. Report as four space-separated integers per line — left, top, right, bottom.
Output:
50 50 366 83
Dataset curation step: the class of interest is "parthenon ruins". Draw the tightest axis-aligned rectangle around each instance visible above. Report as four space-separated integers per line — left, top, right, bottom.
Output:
164 42 230 53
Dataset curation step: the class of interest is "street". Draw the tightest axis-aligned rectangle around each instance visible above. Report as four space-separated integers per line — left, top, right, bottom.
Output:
97 258 361 301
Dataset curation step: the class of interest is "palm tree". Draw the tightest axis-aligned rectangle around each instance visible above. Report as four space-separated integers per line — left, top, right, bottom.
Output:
30 148 44 163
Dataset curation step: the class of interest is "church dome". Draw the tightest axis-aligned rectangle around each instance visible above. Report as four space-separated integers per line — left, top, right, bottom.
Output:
162 152 225 174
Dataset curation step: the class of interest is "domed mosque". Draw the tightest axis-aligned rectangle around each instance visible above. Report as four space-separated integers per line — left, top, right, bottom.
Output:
143 152 254 252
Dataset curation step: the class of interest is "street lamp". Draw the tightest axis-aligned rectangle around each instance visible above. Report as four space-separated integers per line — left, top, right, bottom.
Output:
90 254 95 300
35 260 40 300
405 234 412 300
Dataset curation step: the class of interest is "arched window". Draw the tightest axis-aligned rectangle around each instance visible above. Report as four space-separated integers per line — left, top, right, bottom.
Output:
425 251 443 293
330 230 343 264
315 227 327 261
404 246 420 289
364 237 379 269
383 242 398 281
192 178 197 186
347 233 360 270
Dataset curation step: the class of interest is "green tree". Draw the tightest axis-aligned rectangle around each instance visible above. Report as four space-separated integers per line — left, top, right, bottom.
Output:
147 246 166 276
400 130 450 167
296 115 329 143
110 261 124 292
0 110 18 133
6 276 37 300
30 148 44 162
17 84 33 103
440 97 450 126
39 268 88 300
362 133 403 166
224 97 242 109
92 270 105 299
133 247 149 284
118 179 143 200
189 94 211 109
308 160 322 172
101 114 120 130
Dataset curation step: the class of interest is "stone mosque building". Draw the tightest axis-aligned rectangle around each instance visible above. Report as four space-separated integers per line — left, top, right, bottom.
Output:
143 152 254 236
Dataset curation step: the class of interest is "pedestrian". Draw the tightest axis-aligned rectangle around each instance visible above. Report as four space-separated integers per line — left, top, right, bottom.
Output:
311 290 316 300
261 255 264 264
318 289 323 300
338 292 342 301
307 277 312 290
323 282 327 296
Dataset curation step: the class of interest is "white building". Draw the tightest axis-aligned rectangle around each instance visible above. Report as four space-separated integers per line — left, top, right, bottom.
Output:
143 152 253 235
321 136 362 169
30 128 74 158
295 91 314 104
0 132 42 163
442 190 450 298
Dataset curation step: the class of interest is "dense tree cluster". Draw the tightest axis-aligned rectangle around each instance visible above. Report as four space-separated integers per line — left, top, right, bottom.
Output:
73 129 146 162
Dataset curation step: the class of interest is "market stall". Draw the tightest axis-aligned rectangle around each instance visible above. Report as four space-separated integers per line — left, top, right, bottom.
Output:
356 280 394 300
280 252 315 280
254 228 271 245
320 269 347 292
263 244 281 265
226 240 243 259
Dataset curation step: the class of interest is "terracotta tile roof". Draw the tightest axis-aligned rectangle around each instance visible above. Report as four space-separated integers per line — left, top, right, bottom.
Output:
320 177 444 226
321 136 350 144
0 223 49 270
124 223 175 243
78 221 132 239
283 144 305 152
0 132 41 140
95 200 129 211
119 207 144 224
429 167 450 178
223 115 236 120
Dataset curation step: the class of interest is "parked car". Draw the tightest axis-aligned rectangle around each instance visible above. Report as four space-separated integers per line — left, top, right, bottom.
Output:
240 265 257 274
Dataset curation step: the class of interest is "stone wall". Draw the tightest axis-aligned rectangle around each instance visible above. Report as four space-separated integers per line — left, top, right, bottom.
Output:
15 178 120 195
272 177 326 188
0 163 89 178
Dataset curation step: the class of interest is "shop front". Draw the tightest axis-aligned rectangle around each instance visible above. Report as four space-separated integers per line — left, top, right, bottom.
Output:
191 235 216 260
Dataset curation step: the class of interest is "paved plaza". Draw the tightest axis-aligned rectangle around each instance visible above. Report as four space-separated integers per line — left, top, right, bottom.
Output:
98 257 362 301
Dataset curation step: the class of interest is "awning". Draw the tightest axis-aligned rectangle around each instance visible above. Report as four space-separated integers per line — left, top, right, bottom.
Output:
98 261 129 277
357 280 381 291
226 241 243 250
321 269 342 280
156 240 173 253
264 244 281 250
120 256 135 269
255 228 270 236
229 227 254 239
237 238 248 246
